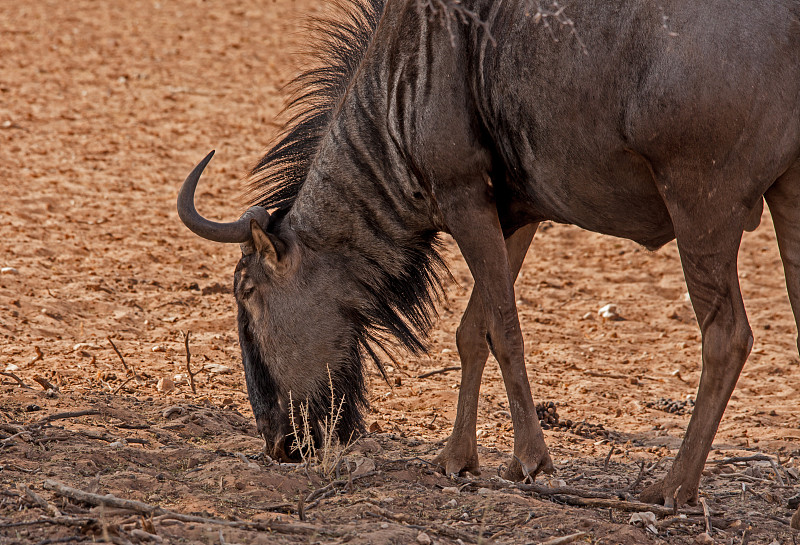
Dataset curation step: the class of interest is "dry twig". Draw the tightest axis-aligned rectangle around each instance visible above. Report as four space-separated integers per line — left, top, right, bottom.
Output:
700 496 712 535
182 330 197 394
417 366 460 379
107 337 130 374
43 480 342 537
0 370 30 388
19 484 61 517
32 375 57 391
365 503 477 543
533 532 588 545
35 410 101 426
0 516 96 529
30 346 43 365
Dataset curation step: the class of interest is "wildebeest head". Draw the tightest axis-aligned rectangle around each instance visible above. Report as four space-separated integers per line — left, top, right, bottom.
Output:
177 152 369 460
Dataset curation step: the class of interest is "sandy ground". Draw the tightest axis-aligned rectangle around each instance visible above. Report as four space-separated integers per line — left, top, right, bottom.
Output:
1 1 799 544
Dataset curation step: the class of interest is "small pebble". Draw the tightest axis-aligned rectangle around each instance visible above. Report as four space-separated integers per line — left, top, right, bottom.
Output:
416 531 432 545
5 364 19 372
477 487 492 496
694 533 714 544
446 498 457 507
598 303 621 320
442 487 459 495
157 376 174 393
151 345 166 352
1 267 19 275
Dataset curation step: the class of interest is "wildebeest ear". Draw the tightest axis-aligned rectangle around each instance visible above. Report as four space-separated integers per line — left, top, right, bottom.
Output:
249 219 281 269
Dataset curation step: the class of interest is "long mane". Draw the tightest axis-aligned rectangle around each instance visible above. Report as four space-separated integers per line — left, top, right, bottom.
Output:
243 0 450 444
247 0 387 209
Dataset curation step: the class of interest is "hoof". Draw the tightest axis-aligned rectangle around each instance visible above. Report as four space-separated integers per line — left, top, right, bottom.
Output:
433 442 480 477
502 450 554 481
639 478 698 507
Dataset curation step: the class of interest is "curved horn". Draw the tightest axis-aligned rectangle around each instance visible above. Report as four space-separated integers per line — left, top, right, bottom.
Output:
177 151 270 243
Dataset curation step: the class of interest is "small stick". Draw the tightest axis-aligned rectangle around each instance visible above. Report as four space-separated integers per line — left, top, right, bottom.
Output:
32 375 57 391
0 516 96 529
43 480 339 537
112 376 135 395
0 430 29 446
769 459 786 486
19 484 61 517
183 330 196 394
417 366 460 379
700 496 712 536
0 371 30 388
304 471 379 506
603 446 615 471
107 337 130 374
30 346 43 365
623 460 647 493
35 410 101 425
706 454 773 465
365 503 477 543
535 532 588 545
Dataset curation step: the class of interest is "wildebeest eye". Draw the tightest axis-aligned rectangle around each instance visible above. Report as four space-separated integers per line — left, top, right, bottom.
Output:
240 285 255 298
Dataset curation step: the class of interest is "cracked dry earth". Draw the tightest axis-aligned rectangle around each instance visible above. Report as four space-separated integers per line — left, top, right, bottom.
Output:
1 0 800 544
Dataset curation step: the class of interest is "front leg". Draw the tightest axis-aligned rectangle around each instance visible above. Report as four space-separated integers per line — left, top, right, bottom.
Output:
434 223 538 476
437 181 553 480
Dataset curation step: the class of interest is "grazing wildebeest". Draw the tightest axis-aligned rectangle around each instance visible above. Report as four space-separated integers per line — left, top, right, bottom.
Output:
178 0 800 506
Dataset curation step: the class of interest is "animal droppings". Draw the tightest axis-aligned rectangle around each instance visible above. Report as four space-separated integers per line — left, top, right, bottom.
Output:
535 401 611 439
644 397 695 415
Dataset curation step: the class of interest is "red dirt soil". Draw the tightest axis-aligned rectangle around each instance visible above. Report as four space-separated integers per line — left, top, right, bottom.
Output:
1 1 799 544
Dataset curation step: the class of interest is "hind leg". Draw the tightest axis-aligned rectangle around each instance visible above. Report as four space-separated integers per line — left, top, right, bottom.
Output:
434 223 538 476
640 190 754 506
765 162 800 356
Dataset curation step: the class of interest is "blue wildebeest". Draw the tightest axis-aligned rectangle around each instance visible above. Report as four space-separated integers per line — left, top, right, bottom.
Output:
178 0 800 506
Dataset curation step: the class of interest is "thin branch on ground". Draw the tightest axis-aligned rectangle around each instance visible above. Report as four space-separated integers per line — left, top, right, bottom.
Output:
43 480 342 537
0 370 30 388
30 346 44 365
182 330 197 394
32 375 57 391
533 532 589 545
112 376 135 395
107 337 131 374
19 483 61 517
603 446 616 471
623 460 647 493
364 503 477 543
304 470 379 506
34 410 101 426
706 454 774 465
0 516 96 529
700 496 713 535
417 366 460 379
